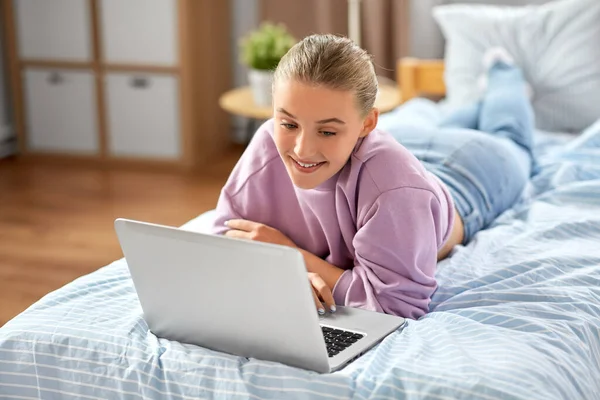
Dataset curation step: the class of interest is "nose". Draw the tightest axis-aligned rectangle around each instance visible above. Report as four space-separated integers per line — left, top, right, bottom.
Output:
294 130 316 159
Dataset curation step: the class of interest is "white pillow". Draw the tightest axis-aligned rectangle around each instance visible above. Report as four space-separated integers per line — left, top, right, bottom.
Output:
433 0 600 133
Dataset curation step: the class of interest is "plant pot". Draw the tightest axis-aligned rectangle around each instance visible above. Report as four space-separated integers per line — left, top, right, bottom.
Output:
248 69 274 107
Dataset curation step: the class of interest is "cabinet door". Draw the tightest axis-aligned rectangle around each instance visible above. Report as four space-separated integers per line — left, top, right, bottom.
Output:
105 73 181 159
14 0 92 61
99 0 178 65
24 69 99 154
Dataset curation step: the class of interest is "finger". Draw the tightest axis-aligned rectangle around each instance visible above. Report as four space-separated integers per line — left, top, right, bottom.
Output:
312 274 336 313
312 287 325 315
225 219 260 232
224 229 251 240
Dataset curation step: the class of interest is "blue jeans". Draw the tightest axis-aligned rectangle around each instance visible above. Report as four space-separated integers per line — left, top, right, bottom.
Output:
387 64 535 244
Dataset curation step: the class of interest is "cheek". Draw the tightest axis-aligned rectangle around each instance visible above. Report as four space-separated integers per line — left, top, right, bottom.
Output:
273 130 292 154
325 138 358 165
327 150 351 165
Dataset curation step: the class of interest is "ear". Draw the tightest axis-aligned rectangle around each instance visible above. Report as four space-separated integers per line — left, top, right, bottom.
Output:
359 108 379 138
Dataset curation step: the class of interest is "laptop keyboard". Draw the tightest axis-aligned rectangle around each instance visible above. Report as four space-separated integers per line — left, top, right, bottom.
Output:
321 326 364 358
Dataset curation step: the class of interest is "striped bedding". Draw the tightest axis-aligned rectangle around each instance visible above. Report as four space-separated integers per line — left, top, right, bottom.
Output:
1 104 599 399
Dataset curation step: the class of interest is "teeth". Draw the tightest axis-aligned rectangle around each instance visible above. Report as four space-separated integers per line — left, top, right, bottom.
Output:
296 160 319 168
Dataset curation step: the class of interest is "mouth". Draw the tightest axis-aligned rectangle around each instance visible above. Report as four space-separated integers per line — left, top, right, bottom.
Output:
290 156 326 173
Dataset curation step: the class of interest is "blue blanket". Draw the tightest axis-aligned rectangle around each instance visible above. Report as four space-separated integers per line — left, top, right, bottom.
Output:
1 103 599 399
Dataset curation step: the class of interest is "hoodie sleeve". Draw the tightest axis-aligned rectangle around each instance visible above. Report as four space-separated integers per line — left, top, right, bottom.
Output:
208 120 280 235
332 187 446 319
209 190 242 235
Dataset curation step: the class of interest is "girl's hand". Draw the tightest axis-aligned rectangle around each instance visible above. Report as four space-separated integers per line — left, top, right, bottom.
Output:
225 219 297 248
309 272 336 315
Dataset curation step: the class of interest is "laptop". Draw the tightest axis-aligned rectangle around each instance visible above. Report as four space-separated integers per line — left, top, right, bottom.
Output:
114 218 406 373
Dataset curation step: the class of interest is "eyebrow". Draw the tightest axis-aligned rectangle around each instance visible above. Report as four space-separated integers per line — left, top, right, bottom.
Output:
276 108 346 125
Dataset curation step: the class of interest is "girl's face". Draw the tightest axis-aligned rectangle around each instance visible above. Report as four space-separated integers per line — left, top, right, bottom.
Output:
272 79 378 190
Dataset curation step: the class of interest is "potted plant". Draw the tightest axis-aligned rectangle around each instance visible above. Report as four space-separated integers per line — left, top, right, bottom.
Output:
239 22 296 107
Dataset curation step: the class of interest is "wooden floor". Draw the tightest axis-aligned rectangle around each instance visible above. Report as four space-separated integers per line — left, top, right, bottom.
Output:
0 149 243 327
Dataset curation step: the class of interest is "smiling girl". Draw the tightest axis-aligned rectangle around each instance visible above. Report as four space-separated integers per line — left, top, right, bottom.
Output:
210 34 534 319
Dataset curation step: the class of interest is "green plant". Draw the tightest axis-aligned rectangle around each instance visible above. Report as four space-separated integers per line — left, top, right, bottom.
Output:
239 22 296 71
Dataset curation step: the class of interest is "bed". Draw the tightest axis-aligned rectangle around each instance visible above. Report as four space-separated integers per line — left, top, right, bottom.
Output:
3 1 600 397
2 57 600 398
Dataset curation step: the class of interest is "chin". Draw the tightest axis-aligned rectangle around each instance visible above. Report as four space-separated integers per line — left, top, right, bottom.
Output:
284 168 322 190
290 176 321 190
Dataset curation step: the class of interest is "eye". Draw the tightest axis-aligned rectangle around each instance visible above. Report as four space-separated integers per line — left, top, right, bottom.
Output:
280 123 297 130
320 131 337 137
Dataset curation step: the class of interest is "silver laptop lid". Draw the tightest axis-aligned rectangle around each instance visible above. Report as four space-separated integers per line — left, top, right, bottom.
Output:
114 218 330 373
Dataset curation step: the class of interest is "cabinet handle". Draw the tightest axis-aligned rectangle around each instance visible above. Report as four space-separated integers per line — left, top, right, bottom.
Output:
130 77 150 89
47 72 63 85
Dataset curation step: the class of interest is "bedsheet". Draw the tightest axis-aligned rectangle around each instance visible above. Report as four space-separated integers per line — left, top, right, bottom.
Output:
1 104 600 399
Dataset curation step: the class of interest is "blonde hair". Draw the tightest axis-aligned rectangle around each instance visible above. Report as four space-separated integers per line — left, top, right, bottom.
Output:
273 34 378 117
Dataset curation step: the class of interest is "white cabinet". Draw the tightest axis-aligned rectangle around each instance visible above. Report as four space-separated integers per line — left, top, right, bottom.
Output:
14 0 92 61
8 1 231 167
105 73 181 159
23 68 99 154
99 0 178 65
